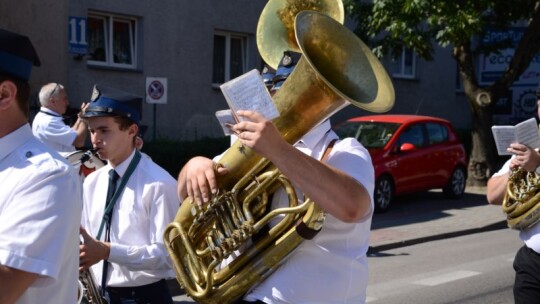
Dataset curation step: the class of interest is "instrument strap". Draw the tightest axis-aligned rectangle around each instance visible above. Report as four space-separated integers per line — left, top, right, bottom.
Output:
321 138 337 162
39 109 61 117
295 138 337 240
96 150 142 240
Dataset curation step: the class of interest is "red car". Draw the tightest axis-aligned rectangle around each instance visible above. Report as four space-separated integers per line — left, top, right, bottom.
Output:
334 114 468 213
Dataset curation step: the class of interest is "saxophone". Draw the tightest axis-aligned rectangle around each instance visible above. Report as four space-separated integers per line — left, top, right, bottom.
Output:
163 1 395 303
78 268 107 304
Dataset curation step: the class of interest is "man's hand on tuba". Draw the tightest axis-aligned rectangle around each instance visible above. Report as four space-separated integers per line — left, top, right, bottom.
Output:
177 156 229 205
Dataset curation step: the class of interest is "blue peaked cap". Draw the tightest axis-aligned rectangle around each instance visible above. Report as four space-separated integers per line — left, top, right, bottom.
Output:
82 84 143 124
0 28 40 82
272 51 297 91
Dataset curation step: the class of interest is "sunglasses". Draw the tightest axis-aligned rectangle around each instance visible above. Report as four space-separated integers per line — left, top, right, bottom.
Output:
49 83 60 100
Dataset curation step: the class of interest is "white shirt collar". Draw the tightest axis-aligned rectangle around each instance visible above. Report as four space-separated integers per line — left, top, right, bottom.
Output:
111 149 137 178
295 120 332 150
0 123 33 162
40 107 62 117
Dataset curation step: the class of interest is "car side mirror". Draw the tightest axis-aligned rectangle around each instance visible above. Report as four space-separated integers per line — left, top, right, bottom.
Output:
399 143 416 152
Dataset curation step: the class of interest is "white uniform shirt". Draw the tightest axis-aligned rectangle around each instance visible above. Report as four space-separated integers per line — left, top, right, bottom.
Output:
32 107 77 154
243 120 375 304
0 124 82 304
81 149 180 287
492 158 540 252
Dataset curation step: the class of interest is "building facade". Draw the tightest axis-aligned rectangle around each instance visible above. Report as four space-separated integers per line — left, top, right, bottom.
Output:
1 0 472 142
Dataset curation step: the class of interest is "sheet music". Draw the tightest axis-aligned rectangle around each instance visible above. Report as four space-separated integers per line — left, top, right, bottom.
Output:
491 118 540 155
219 69 280 122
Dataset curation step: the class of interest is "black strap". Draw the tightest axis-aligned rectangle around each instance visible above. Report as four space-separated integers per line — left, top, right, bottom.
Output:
294 139 337 239
39 109 61 117
98 150 142 295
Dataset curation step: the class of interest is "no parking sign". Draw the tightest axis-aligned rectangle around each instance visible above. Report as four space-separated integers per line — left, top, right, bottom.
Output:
145 77 167 104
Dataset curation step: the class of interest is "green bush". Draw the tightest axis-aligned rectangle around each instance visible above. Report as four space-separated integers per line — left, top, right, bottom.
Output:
141 137 230 177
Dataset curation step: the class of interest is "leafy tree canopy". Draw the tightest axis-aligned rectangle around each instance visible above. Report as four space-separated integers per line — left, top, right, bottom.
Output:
344 0 539 61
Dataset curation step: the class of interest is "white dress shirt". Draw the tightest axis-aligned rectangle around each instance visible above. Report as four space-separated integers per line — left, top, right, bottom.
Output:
81 149 180 287
32 107 77 154
236 120 375 303
0 124 82 303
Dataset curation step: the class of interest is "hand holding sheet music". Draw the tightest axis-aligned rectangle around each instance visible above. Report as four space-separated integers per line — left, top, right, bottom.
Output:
491 118 540 155
215 69 280 135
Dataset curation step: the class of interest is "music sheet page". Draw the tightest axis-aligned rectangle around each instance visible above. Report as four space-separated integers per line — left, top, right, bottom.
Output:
219 69 279 122
491 117 540 155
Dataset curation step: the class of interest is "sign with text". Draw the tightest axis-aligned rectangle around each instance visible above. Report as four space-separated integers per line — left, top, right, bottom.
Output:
68 16 87 55
479 28 540 86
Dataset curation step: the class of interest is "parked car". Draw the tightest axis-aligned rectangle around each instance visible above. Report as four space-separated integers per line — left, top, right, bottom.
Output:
334 114 468 213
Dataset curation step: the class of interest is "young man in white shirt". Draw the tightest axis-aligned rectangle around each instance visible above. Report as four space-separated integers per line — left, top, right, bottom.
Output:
79 84 180 304
487 88 540 303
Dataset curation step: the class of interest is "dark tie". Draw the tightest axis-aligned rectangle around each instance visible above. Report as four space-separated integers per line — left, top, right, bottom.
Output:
101 169 119 295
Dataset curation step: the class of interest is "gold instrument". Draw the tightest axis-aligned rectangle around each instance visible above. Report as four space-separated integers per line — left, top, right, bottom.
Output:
77 268 107 304
66 150 107 304
163 1 395 303
503 167 540 230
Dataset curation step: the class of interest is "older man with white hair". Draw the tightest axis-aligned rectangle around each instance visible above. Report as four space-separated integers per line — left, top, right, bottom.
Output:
32 82 88 154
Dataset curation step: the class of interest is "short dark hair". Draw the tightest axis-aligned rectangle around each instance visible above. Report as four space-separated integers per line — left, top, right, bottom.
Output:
0 73 31 117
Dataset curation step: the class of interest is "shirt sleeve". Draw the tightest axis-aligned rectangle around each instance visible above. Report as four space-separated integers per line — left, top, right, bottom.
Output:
326 138 375 220
492 157 512 177
107 180 179 271
41 119 77 146
0 157 81 285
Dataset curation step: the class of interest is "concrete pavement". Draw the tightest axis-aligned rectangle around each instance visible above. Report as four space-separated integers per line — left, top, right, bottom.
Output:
170 185 509 302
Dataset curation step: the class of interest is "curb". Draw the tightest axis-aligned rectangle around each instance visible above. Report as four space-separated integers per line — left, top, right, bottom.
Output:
367 220 508 254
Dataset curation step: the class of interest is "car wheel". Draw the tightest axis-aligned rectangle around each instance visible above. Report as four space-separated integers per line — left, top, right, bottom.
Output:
374 175 394 213
443 166 466 199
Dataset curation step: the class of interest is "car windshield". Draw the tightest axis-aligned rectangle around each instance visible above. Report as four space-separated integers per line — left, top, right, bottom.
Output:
335 121 401 148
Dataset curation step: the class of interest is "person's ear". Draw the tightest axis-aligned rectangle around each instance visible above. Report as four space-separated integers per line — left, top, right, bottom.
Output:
128 123 139 138
0 80 17 110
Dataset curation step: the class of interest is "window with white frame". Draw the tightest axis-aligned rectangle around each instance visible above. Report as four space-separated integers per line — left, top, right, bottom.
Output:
212 31 248 85
392 48 416 79
87 12 138 69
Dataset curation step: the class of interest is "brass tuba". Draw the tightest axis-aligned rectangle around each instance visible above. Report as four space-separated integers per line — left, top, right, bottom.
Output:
503 167 540 230
163 1 395 303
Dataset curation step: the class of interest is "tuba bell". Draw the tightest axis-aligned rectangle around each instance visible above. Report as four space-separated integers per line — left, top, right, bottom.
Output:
163 1 395 303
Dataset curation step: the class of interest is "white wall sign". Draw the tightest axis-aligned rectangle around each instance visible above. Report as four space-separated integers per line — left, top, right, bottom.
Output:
145 77 168 104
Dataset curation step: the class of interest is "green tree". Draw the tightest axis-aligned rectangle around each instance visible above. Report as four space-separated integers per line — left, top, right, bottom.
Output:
345 0 540 185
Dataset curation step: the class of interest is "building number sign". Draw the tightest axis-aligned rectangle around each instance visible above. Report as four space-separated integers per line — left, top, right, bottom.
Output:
68 16 88 55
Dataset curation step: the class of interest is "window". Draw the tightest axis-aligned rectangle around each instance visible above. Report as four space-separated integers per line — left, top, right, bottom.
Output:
392 48 416 79
426 123 448 145
87 12 138 69
398 124 425 148
213 31 248 85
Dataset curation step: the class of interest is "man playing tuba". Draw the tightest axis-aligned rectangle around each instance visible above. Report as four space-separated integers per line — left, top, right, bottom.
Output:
487 84 540 303
178 56 376 303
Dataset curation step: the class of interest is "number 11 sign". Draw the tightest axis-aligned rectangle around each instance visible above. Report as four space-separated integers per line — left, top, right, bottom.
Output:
68 16 87 55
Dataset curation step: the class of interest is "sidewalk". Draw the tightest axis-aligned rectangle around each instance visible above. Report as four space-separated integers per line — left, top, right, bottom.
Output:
368 186 507 252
